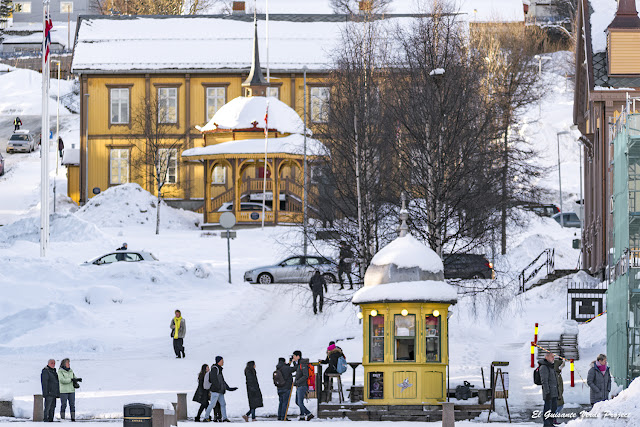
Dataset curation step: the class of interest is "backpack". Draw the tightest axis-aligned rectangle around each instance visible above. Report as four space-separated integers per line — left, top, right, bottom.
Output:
336 356 348 374
533 366 542 385
455 381 473 400
273 369 286 388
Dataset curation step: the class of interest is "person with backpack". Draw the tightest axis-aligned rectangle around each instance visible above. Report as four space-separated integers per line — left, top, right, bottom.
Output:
14 116 22 131
193 364 210 422
203 356 237 422
321 342 347 395
537 352 559 427
274 357 295 420
292 351 313 421
587 354 611 407
309 270 327 315
242 361 263 422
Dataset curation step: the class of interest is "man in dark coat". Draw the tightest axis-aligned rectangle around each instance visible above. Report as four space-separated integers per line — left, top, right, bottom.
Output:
115 243 129 261
292 351 313 421
41 359 60 422
309 270 327 314
338 241 354 289
275 357 295 420
242 361 263 421
539 352 559 427
203 356 237 422
58 137 64 159
587 354 612 406
14 116 22 131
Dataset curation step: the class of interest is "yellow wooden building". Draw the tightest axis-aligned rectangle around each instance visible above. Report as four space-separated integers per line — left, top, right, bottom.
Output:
352 211 458 405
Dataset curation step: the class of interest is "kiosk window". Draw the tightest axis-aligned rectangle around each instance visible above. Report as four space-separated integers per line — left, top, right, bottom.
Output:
394 314 415 361
425 315 441 362
369 315 384 363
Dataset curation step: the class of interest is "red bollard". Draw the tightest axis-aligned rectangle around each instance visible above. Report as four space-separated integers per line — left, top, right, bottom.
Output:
535 323 539 344
570 359 575 387
531 342 535 368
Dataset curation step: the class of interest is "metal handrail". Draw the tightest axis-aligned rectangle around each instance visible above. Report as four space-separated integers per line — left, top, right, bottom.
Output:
519 248 555 293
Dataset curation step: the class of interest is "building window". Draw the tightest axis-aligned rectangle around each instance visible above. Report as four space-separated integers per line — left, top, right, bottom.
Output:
60 1 73 13
206 87 226 121
425 315 441 362
110 88 129 125
369 314 385 363
14 2 31 13
394 314 415 361
310 86 330 123
158 87 178 124
110 149 129 184
267 86 279 99
212 165 226 184
158 148 178 184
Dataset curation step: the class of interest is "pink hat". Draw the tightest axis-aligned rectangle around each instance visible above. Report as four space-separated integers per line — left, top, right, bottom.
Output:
327 344 336 352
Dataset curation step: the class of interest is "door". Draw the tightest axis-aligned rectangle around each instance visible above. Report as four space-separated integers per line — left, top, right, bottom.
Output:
276 257 305 283
303 257 322 282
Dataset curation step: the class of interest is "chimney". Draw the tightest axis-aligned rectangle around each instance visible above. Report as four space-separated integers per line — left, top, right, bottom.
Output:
232 1 246 15
607 0 640 75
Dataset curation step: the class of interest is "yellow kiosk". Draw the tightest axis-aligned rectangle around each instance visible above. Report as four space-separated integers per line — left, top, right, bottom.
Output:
352 207 458 406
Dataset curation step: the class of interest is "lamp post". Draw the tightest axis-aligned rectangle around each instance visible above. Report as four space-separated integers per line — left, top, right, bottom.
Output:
533 54 552 75
557 130 570 227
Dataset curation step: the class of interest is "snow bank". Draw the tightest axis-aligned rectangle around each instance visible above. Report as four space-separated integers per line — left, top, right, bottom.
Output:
76 184 201 230
370 234 444 273
566 377 640 425
0 213 107 244
0 68 74 115
352 280 458 304
84 286 124 305
183 134 327 157
197 96 309 135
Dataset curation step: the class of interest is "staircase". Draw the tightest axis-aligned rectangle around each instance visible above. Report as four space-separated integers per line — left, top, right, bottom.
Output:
519 249 579 292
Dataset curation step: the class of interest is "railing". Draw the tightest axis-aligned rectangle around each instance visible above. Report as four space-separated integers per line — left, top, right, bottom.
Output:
519 249 555 293
210 187 235 211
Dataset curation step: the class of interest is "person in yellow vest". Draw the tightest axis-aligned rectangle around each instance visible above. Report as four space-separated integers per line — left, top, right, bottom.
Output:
170 309 186 359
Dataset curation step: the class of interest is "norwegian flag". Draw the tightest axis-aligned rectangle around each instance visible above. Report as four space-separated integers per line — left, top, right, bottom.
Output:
44 14 53 64
264 102 269 138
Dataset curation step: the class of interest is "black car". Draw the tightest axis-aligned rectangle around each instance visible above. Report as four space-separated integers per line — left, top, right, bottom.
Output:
516 202 560 218
443 254 495 280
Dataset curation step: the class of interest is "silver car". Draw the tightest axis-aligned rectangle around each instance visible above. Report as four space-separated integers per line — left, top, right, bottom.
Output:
244 256 337 284
552 212 581 228
83 250 158 265
7 130 35 153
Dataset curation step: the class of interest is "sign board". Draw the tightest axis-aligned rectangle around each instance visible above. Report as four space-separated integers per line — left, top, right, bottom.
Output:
250 212 260 220
249 192 286 201
219 212 236 229
92 187 101 195
220 231 237 239
369 372 384 399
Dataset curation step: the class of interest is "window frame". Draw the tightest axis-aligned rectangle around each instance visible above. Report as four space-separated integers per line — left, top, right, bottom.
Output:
394 313 416 362
155 84 181 125
107 85 133 128
309 86 330 123
109 148 130 185
212 164 227 185
425 314 441 363
60 1 73 13
369 314 385 363
158 148 178 185
14 2 32 13
267 86 280 99
202 83 229 122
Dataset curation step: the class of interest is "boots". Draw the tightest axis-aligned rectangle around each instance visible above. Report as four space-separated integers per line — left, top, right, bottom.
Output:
71 412 76 422
181 349 186 358
60 412 65 420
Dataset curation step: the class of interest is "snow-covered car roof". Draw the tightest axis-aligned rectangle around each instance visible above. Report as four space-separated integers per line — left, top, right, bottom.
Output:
13 130 31 134
83 250 158 265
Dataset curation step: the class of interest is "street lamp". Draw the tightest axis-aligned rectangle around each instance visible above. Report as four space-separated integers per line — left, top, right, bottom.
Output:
534 54 552 75
557 130 570 227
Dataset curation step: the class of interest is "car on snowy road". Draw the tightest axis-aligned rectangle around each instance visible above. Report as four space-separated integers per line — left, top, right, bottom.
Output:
552 212 581 228
6 130 36 153
244 256 337 284
83 250 159 266
443 253 495 280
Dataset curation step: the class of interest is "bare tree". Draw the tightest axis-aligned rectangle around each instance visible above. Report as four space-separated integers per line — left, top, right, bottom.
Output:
329 0 392 14
95 0 185 15
130 96 185 235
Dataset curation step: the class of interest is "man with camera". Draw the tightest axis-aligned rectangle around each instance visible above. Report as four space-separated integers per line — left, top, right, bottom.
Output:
292 351 313 421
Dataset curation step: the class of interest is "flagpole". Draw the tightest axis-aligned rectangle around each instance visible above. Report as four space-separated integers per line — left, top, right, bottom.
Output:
261 100 269 229
40 0 50 257
266 0 269 83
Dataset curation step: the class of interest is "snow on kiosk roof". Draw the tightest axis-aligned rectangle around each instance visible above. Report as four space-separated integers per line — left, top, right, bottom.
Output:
182 134 327 158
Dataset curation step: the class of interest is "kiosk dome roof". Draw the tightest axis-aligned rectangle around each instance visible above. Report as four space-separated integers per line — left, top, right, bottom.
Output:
196 96 309 135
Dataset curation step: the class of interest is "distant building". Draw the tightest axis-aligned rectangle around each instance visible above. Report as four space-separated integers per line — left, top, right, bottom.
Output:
11 0 94 24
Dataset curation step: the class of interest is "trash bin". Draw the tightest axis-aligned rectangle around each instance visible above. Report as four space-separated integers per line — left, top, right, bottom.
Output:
124 403 152 427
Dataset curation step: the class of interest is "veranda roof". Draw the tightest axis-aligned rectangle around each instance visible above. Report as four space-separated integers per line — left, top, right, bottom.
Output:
181 134 327 159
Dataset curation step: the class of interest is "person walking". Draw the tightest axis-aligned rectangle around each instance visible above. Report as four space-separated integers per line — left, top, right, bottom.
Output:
41 359 60 422
58 137 64 160
539 352 559 427
203 356 237 422
292 351 313 421
242 361 263 422
554 359 565 417
14 116 22 131
170 310 186 358
321 342 345 393
587 354 611 407
275 357 295 421
58 358 80 421
338 241 354 290
309 270 327 315
193 364 210 422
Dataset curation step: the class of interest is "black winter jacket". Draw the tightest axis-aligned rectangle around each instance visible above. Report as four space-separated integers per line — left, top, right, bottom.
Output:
192 372 209 405
539 359 559 399
309 273 327 294
244 367 264 409
276 361 295 391
209 365 233 394
41 366 60 398
323 348 345 374
294 359 310 388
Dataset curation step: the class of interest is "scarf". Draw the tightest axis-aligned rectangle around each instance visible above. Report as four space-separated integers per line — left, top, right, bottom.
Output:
174 316 181 339
62 366 70 372
596 360 607 373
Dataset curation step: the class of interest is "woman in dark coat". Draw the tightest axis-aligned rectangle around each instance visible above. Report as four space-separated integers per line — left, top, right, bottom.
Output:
242 361 263 422
193 364 210 422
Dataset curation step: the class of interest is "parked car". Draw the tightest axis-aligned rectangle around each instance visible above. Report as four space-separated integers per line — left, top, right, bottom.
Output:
0 152 4 176
443 254 495 280
218 202 272 212
6 130 36 153
244 255 337 284
83 250 158 265
552 212 581 228
516 202 560 217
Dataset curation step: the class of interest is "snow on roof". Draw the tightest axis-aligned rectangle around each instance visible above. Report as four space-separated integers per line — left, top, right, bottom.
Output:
352 280 458 304
590 0 640 53
371 234 444 273
62 148 80 166
182 134 327 158
197 96 308 134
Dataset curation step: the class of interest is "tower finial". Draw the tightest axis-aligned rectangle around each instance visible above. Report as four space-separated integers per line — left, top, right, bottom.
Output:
398 192 409 238
242 4 268 96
